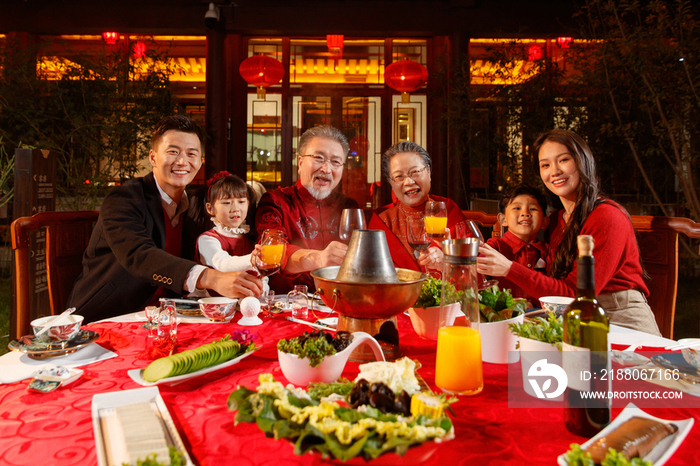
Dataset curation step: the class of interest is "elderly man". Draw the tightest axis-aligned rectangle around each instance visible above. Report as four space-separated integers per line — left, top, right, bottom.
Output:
68 115 262 322
256 125 359 292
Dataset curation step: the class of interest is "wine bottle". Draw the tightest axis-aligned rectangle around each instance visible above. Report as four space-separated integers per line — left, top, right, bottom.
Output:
562 235 611 437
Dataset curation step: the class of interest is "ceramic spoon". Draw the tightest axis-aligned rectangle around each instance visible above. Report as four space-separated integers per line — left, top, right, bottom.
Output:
34 307 77 337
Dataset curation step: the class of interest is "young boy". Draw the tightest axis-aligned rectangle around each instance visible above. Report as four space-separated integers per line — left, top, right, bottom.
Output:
486 184 549 306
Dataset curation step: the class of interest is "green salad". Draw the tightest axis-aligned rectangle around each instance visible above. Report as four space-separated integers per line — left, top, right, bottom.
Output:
277 330 354 367
413 276 466 309
508 312 564 348
479 285 527 322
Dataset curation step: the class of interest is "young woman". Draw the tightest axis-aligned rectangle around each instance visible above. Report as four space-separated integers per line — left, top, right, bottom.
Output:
477 129 660 335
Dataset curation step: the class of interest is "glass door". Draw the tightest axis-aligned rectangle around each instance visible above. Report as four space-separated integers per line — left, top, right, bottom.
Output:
341 96 381 209
292 94 382 209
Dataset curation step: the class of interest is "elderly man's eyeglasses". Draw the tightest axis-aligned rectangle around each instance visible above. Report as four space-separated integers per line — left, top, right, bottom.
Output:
390 166 428 183
300 154 344 169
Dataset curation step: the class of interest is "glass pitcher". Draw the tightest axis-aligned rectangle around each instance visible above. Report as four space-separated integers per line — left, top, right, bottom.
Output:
287 284 309 319
435 238 482 395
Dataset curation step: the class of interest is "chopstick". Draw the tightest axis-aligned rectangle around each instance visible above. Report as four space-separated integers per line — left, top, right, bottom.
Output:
664 341 700 351
168 298 201 305
284 316 337 332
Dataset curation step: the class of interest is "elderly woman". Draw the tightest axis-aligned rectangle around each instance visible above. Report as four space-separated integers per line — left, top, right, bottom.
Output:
369 141 469 272
477 129 660 335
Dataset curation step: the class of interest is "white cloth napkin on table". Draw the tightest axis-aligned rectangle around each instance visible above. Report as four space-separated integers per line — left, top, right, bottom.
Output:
94 312 148 323
96 311 235 324
0 343 117 384
609 324 676 348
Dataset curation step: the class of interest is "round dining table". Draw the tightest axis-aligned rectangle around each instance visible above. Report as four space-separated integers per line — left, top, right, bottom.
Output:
1 310 699 466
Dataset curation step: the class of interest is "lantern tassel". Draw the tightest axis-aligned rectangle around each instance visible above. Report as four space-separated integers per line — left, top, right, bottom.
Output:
401 91 410 104
257 86 266 100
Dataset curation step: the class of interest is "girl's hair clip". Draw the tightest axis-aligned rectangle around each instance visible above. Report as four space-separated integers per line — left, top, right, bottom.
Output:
206 170 232 187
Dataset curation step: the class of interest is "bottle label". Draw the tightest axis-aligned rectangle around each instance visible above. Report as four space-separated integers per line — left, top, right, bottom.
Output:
562 342 591 392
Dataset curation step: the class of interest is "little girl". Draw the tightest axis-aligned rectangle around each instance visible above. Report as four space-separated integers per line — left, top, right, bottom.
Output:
197 171 257 272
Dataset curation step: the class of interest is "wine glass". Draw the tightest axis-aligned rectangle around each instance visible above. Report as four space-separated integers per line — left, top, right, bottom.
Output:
144 305 160 338
254 229 286 278
339 208 366 244
468 220 499 290
407 217 431 260
425 200 448 241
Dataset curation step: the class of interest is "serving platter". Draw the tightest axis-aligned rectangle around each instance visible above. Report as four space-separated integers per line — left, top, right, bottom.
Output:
8 330 99 360
92 386 194 466
556 403 693 466
127 346 259 386
651 353 700 384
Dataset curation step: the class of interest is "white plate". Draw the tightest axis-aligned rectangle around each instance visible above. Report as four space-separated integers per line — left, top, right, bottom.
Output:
127 347 258 386
92 386 194 466
556 403 694 466
311 302 334 313
612 350 651 366
316 317 338 329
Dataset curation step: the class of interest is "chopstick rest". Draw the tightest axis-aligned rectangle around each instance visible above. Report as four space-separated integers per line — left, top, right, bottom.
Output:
27 366 84 393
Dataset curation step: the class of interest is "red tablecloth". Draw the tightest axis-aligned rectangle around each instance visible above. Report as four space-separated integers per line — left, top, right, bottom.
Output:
1 314 699 466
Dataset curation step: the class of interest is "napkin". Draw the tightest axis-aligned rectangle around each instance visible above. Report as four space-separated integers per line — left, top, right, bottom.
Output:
97 312 224 325
0 343 117 384
609 324 676 349
94 312 148 323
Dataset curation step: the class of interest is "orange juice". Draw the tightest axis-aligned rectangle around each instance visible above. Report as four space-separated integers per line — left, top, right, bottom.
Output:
425 216 448 236
435 326 483 395
261 244 284 264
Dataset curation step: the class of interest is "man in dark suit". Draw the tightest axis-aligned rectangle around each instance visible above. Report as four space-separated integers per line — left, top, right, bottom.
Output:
68 115 262 322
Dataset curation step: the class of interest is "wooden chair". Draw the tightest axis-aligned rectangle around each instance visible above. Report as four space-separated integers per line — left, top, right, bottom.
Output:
461 210 502 239
631 215 700 339
10 211 99 340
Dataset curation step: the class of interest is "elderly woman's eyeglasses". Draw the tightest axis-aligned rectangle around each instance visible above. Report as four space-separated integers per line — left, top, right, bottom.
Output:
300 154 344 169
390 166 428 183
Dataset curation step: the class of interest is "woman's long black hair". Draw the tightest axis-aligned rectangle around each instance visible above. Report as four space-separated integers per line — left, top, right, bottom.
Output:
533 129 603 279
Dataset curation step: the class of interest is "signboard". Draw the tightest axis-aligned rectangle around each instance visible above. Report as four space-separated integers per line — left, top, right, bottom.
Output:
12 148 56 324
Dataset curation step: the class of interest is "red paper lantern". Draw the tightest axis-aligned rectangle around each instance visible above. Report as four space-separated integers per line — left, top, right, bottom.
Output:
527 44 543 61
239 54 285 100
556 36 574 49
384 59 428 104
327 35 344 59
102 32 119 45
133 41 147 59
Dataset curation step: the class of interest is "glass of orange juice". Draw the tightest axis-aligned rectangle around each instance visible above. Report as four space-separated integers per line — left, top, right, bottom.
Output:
255 229 287 278
435 237 483 395
425 200 447 240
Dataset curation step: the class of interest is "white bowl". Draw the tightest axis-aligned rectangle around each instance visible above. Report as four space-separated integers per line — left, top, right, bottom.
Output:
198 297 237 322
278 332 385 386
519 336 564 401
31 314 84 343
408 303 461 340
480 313 524 364
539 296 574 315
